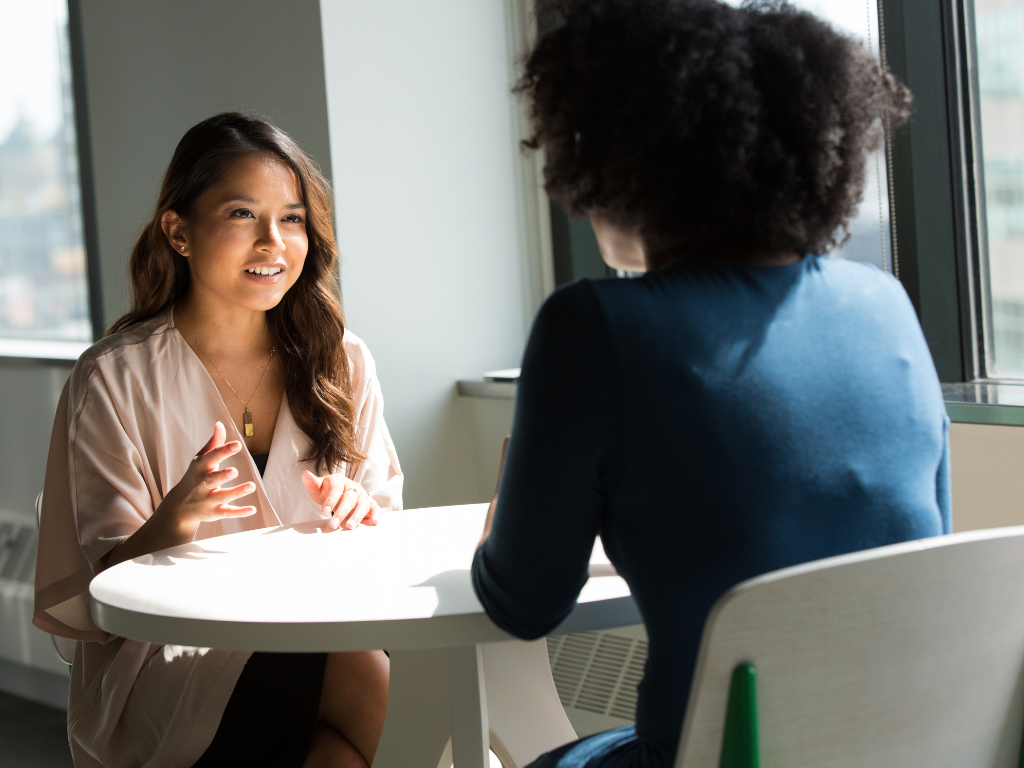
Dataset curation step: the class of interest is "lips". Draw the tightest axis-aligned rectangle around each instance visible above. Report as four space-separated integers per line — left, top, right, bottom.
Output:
243 264 286 284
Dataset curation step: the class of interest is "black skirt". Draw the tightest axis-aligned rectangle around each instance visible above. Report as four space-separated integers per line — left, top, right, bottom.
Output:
191 652 328 768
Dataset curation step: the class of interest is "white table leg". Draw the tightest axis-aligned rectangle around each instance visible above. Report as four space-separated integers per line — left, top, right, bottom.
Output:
483 640 578 768
447 644 491 768
372 649 453 768
373 640 578 768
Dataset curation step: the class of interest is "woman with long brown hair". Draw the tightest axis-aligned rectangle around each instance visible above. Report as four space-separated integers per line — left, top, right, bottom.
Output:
34 112 401 768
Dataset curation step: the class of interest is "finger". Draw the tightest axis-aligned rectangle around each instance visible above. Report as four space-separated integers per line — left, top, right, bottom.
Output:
200 467 238 490
322 479 347 522
301 470 324 501
494 435 511 495
329 486 359 528
213 503 258 518
195 422 227 459
340 492 374 530
210 481 257 503
362 501 381 526
198 441 242 472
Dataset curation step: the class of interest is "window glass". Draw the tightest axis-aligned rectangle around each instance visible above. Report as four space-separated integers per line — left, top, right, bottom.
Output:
720 0 895 270
0 0 91 345
975 0 1024 376
787 0 894 270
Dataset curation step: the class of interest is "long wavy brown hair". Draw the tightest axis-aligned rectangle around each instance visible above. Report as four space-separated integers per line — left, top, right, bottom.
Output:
107 112 362 473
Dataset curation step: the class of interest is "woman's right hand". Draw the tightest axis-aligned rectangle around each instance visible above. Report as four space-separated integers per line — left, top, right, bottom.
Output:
156 421 258 535
102 422 258 570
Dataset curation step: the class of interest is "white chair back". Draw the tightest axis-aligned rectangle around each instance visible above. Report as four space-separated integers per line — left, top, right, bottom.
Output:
35 491 75 666
676 526 1024 768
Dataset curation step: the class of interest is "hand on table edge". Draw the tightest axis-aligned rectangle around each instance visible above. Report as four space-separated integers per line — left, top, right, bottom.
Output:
301 470 380 531
478 435 511 550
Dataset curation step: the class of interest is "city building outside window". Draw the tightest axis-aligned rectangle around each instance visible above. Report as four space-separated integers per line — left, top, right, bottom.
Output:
974 0 1024 376
0 0 92 355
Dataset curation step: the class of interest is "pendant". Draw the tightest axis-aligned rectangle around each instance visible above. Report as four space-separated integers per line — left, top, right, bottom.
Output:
243 410 254 437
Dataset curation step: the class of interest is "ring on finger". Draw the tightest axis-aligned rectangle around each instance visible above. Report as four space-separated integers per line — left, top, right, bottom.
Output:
203 473 217 490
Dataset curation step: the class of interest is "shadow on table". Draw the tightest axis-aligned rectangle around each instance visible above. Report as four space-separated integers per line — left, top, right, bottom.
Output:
138 543 228 566
415 569 483 617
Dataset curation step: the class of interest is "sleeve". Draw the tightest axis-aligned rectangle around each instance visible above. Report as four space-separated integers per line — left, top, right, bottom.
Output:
344 336 404 511
472 281 622 639
70 365 155 566
937 415 952 534
34 359 153 641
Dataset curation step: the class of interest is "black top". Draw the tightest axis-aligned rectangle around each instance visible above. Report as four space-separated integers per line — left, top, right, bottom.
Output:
471 255 950 768
252 453 269 478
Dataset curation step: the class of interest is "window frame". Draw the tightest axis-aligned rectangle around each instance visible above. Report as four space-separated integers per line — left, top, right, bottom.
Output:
878 0 974 382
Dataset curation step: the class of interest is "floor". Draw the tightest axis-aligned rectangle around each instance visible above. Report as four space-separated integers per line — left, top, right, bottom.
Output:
0 690 72 767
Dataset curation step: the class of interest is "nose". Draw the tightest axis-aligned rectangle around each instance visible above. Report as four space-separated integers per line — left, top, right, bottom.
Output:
256 218 286 255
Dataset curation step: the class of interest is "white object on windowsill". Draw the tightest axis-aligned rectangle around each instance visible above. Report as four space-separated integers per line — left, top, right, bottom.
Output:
457 368 520 400
483 368 520 382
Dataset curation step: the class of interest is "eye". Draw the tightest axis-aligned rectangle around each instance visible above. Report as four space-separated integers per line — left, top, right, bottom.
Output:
229 208 255 219
282 213 305 224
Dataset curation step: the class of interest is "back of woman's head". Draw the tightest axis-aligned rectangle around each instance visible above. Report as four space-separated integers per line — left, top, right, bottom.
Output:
110 112 361 473
521 0 912 263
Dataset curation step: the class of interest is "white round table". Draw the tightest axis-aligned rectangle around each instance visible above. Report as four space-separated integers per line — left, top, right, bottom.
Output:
89 504 639 768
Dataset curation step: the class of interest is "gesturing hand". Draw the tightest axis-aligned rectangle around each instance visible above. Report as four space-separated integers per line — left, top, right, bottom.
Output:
102 422 258 570
302 471 380 531
159 421 258 534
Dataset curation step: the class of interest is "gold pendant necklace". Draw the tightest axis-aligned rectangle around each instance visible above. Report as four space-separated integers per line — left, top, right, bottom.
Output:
184 322 275 438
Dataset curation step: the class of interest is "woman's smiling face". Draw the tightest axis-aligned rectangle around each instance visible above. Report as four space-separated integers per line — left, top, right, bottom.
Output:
163 153 308 312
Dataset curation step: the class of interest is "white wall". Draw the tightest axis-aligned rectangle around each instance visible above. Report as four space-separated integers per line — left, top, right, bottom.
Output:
949 422 1024 532
320 0 548 508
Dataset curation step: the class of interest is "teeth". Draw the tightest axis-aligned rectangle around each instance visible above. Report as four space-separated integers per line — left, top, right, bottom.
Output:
246 267 282 276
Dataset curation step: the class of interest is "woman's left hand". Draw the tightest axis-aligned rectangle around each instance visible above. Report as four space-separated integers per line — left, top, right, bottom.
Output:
301 471 380 531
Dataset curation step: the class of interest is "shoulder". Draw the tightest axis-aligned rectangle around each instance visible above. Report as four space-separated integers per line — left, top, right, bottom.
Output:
523 279 618 380
813 255 909 299
69 312 176 399
533 278 612 336
809 256 922 331
342 329 379 392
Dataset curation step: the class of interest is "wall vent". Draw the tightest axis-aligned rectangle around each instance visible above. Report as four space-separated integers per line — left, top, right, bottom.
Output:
0 508 69 681
547 630 648 722
0 520 37 584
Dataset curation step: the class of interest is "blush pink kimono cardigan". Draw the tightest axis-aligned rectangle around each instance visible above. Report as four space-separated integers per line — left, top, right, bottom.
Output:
33 309 403 768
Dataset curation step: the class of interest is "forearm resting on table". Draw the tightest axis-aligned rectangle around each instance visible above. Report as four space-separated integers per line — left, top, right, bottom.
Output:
101 505 198 570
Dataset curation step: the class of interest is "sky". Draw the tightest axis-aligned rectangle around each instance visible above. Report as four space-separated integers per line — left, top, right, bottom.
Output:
0 0 66 142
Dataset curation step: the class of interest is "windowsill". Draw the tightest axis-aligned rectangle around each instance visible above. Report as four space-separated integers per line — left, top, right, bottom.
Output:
0 338 91 364
456 380 517 399
457 368 519 400
456 378 1024 424
943 382 1024 426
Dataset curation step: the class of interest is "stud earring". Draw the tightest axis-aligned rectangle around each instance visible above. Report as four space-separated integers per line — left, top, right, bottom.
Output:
180 246 185 252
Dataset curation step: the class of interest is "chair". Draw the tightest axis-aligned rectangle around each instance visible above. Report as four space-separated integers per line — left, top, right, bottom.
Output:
676 526 1024 768
34 491 75 667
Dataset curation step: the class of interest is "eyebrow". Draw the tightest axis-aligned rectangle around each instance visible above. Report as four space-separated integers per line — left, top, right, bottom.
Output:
223 196 306 209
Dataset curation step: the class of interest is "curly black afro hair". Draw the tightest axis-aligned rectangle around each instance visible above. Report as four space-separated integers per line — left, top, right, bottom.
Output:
519 0 912 264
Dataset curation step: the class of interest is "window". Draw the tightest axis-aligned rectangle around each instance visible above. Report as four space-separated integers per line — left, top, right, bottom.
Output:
784 0 895 271
972 0 1024 376
0 0 93 356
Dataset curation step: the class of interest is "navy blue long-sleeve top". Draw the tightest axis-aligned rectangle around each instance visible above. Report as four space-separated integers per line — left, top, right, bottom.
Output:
472 255 951 768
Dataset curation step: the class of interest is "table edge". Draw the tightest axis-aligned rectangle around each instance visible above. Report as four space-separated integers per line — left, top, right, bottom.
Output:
90 595 642 651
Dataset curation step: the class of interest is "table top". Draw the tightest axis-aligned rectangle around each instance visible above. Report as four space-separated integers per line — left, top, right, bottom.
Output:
89 504 639 652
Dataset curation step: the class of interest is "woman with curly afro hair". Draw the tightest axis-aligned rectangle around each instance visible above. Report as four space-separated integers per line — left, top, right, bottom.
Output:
471 0 949 766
